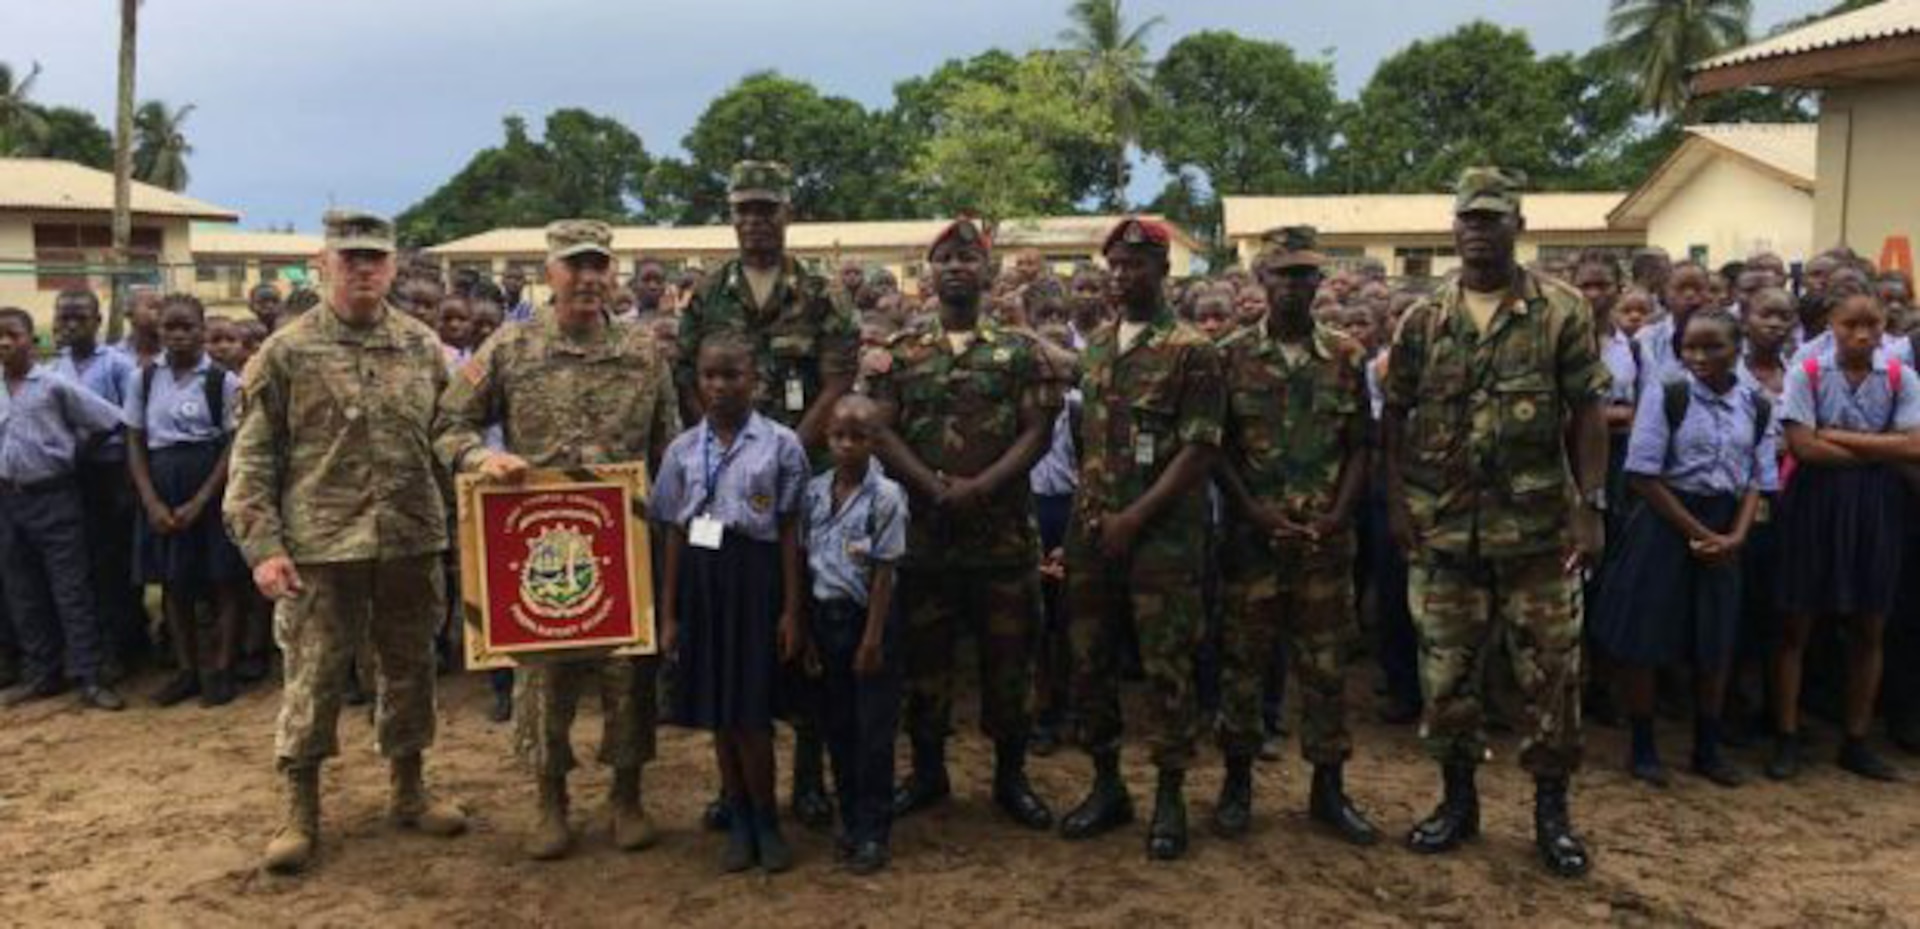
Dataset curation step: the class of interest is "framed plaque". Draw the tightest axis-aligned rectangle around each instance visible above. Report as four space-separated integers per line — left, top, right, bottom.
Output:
457 464 657 670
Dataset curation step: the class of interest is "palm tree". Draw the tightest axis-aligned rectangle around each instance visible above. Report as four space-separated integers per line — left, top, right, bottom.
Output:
1604 0 1753 117
132 99 194 191
0 61 51 154
1058 0 1163 209
110 0 137 344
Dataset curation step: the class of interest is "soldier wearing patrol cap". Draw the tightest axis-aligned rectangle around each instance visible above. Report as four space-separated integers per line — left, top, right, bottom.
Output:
677 160 859 830
227 209 467 875
868 217 1063 830
434 219 681 861
1210 225 1380 844
1382 168 1610 878
1059 217 1226 862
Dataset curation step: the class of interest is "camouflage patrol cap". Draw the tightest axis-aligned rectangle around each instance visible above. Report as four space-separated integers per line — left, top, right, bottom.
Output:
1259 224 1326 271
728 160 792 205
1454 167 1526 216
323 209 395 253
546 219 614 261
1102 217 1171 254
926 217 993 260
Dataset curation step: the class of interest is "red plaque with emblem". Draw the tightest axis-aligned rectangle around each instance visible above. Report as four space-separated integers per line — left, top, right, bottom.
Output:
456 464 656 669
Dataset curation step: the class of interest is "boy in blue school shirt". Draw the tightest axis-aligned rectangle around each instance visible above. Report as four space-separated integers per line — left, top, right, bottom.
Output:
0 307 129 711
803 394 907 876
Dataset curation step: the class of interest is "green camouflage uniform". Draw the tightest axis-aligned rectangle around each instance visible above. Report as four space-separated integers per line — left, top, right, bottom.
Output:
1067 304 1225 771
1384 261 1607 778
674 255 859 434
1218 322 1368 764
869 316 1064 745
435 277 681 779
226 292 451 768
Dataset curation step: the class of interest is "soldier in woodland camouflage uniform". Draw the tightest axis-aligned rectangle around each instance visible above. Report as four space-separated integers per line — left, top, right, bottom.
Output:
869 218 1060 830
675 161 858 829
1057 218 1224 862
226 210 467 875
1212 226 1379 845
435 220 680 861
1383 168 1610 879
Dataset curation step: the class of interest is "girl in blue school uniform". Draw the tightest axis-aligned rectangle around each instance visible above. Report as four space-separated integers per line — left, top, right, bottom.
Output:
125 294 246 708
1770 290 1920 782
653 333 810 874
1596 308 1774 788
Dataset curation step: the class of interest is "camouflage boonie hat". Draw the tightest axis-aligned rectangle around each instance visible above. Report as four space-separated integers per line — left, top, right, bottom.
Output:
323 209 395 253
728 160 792 205
1454 167 1526 216
1260 224 1326 271
546 219 614 261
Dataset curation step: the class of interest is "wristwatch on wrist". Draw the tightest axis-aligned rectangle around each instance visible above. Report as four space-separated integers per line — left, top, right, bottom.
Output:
1579 487 1608 513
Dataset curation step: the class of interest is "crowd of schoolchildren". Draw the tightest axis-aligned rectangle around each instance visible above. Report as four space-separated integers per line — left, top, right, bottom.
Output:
3 241 1917 873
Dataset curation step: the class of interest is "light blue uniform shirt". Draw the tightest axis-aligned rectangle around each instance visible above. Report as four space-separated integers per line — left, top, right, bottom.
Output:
52 345 137 461
650 412 808 544
1626 374 1779 496
122 354 240 450
1029 389 1080 497
1602 330 1639 408
0 366 126 484
803 460 908 605
1781 354 1920 433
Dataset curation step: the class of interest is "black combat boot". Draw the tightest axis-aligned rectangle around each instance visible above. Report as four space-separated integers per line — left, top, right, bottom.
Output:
1406 763 1479 854
790 732 834 830
1146 768 1188 861
892 736 952 817
1210 754 1253 838
1308 763 1380 846
1533 776 1591 878
993 738 1054 830
1059 751 1133 840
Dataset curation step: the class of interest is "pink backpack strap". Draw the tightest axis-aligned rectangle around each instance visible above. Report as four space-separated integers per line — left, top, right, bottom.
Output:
1891 358 1903 393
1803 354 1822 397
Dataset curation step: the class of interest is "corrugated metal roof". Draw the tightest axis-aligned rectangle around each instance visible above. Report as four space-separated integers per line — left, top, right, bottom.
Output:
1609 124 1817 227
190 229 322 257
1693 0 1920 72
427 215 1201 257
1221 193 1628 239
0 158 239 221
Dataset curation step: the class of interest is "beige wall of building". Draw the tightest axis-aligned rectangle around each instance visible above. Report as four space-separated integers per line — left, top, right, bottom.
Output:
1815 80 1920 266
1644 156 1814 266
0 210 195 333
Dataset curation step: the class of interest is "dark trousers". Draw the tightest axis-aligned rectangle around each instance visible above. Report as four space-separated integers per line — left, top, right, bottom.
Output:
1034 493 1074 730
1885 525 1920 740
1367 486 1420 710
0 480 104 685
77 459 143 661
810 597 899 847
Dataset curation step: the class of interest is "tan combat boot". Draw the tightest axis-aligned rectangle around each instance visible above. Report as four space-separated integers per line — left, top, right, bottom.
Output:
526 775 572 861
263 765 320 874
388 753 468 837
610 767 658 852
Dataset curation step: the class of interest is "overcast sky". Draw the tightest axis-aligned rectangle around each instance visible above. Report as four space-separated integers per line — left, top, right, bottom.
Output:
0 0 1822 230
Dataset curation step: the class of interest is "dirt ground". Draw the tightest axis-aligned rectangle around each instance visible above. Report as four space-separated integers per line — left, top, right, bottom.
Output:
2 668 1916 929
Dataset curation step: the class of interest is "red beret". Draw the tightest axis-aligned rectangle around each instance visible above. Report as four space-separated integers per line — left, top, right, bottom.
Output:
927 217 993 260
1103 217 1171 254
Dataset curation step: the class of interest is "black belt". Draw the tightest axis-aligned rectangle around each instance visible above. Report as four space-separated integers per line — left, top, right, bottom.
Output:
0 474 75 495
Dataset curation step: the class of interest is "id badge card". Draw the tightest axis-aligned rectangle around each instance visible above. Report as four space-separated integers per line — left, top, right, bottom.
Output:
689 514 725 550
784 377 806 412
1133 433 1156 467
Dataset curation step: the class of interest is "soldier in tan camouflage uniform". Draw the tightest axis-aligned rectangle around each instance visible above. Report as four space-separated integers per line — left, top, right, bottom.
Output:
675 161 859 829
226 210 467 875
435 220 680 861
869 218 1061 830
1383 169 1610 879
1213 226 1379 845
1058 218 1225 862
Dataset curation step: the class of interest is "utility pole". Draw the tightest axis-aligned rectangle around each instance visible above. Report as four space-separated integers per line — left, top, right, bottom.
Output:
108 0 137 342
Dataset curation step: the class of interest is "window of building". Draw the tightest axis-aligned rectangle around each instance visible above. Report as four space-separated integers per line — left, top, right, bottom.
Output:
34 223 162 290
1394 246 1456 280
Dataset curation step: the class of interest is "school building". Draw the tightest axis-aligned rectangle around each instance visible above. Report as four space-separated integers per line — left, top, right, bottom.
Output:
424 214 1204 296
186 229 322 308
1691 0 1920 278
1608 123 1817 267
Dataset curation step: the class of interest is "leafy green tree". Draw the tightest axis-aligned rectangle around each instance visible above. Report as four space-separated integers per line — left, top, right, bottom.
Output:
1144 31 1336 196
131 99 193 191
33 105 113 168
1058 0 1163 208
1602 0 1752 117
0 62 50 154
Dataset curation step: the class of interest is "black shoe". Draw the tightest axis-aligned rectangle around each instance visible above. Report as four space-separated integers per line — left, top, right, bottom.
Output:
1309 764 1380 846
1533 777 1590 879
719 800 755 873
892 738 952 818
846 840 890 876
151 670 201 708
1030 725 1062 758
791 734 834 830
2 677 64 708
1377 697 1421 726
1765 736 1803 782
993 740 1054 830
1211 756 1253 839
80 683 127 712
1628 758 1671 788
1406 764 1479 854
488 690 513 724
752 806 793 874
1146 769 1188 861
703 794 733 833
1837 740 1902 782
1690 754 1747 788
1060 752 1134 840
200 671 236 707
